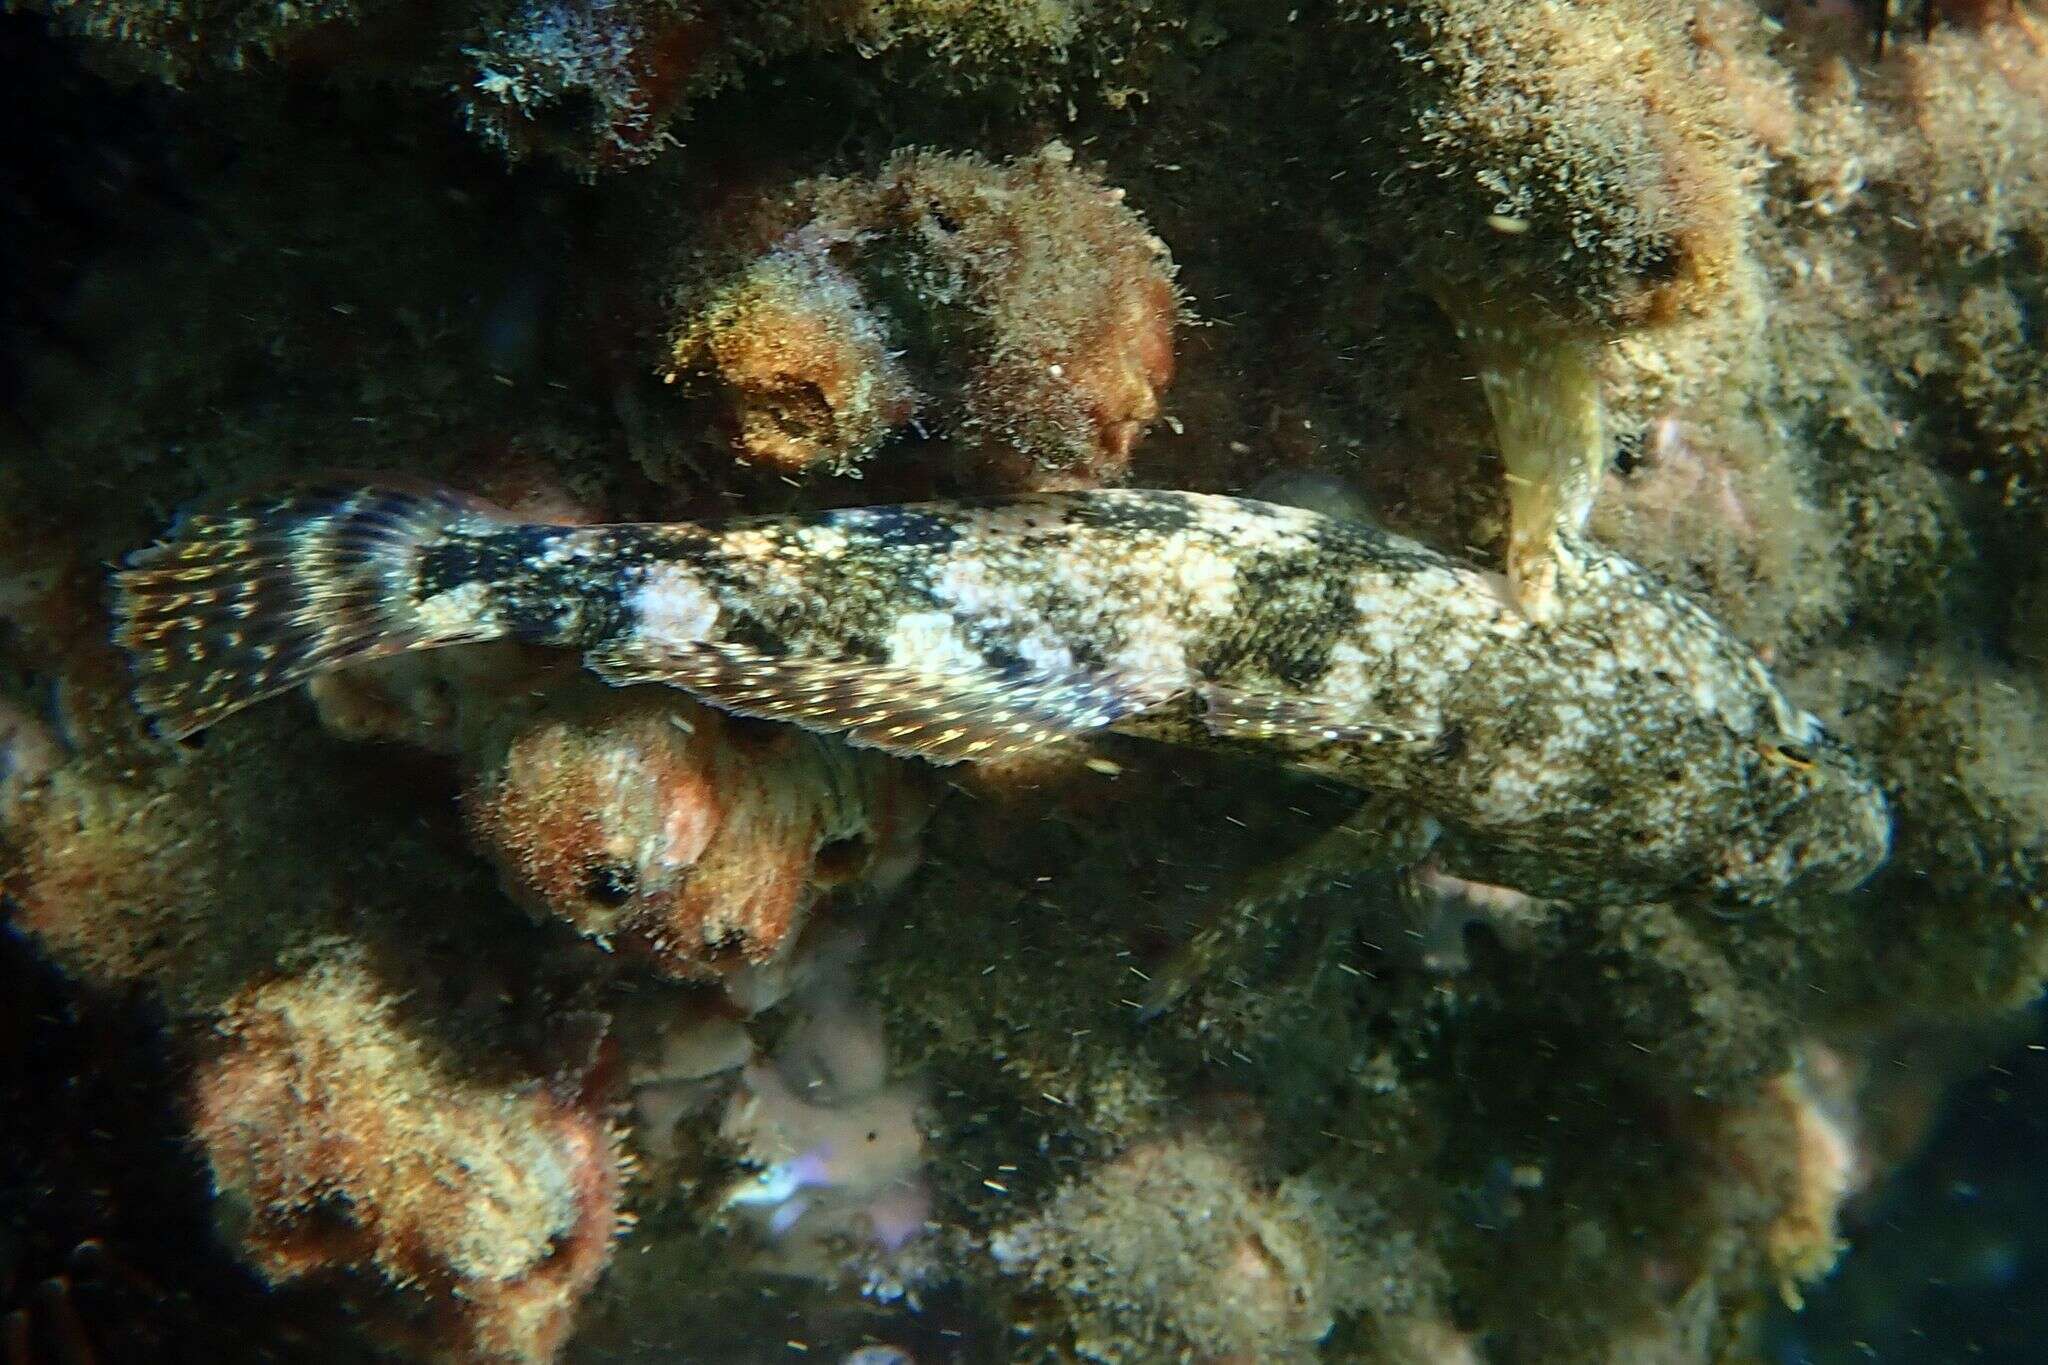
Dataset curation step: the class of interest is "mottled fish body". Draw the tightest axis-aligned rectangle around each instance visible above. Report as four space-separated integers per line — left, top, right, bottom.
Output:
114 483 1889 904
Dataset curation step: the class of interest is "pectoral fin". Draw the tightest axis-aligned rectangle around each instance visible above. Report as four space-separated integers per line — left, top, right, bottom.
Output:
1137 793 1442 1019
587 639 1176 763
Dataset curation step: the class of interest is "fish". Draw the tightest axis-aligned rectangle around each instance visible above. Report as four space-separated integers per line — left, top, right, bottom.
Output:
110 479 1890 905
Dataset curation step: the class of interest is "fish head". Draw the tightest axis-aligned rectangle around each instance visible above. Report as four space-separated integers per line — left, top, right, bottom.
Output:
1713 720 1892 902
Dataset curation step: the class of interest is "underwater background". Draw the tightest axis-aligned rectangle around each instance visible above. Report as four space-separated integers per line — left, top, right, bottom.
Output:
4 1 2048 1360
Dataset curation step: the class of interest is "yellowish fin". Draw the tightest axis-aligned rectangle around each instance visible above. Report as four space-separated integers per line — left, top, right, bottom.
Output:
1437 292 1607 624
113 482 509 740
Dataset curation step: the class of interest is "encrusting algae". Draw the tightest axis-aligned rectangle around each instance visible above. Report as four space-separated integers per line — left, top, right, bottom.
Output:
664 146 1180 489
192 945 626 1363
8 0 2048 1360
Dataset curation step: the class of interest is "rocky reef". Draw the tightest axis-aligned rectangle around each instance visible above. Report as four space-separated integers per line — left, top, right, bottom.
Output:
5 0 2048 1360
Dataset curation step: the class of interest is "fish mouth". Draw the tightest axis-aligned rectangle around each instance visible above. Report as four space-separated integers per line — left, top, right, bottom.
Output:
1829 795 1895 894
1800 782 1894 896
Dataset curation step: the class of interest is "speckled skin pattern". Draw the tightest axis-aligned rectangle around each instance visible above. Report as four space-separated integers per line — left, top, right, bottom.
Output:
116 485 1890 907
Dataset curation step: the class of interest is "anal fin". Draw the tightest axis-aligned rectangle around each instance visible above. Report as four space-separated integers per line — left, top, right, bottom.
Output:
587 639 1175 764
1196 684 1426 746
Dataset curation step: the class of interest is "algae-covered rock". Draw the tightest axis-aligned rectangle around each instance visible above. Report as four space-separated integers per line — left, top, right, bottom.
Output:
8 1 2048 1360
665 145 1179 490
1340 0 1747 331
192 946 624 1362
990 1134 1354 1362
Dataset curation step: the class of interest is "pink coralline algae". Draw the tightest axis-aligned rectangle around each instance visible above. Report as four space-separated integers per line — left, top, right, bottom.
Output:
1615 414 1757 542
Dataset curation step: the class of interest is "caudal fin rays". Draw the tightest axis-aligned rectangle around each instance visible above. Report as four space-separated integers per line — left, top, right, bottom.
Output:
112 483 505 740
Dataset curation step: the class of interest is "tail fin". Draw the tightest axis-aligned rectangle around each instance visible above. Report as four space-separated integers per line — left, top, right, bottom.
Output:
113 482 506 740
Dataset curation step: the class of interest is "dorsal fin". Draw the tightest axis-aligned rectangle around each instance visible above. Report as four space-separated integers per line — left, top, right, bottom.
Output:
585 639 1178 763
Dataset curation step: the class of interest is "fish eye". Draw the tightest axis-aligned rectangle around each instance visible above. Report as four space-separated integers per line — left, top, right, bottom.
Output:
1758 739 1816 771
